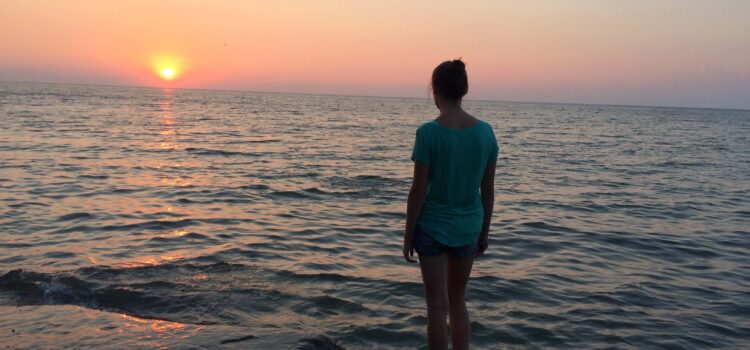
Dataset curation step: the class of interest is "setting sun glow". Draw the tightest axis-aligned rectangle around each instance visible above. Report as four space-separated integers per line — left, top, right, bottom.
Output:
149 54 185 83
1 1 748 108
161 67 175 80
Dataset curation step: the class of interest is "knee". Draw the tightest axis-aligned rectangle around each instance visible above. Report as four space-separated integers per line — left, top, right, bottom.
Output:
447 288 466 307
425 296 448 317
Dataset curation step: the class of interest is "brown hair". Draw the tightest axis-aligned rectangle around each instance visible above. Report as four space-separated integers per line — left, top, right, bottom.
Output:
431 59 468 101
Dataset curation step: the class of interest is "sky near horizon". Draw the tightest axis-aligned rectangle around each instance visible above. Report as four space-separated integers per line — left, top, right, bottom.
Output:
1 0 749 109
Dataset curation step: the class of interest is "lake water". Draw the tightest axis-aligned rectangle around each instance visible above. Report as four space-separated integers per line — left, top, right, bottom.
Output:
0 82 748 349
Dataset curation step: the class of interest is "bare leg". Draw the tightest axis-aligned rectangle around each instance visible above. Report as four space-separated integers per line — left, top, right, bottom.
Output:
419 253 449 350
447 254 474 350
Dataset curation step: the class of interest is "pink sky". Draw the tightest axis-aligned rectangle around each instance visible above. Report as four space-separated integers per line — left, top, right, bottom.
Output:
1 0 749 109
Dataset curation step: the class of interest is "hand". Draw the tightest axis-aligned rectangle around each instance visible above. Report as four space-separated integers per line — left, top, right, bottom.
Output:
475 233 489 257
403 232 417 263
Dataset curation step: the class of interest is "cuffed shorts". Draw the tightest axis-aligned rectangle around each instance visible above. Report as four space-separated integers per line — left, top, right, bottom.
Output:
412 225 478 258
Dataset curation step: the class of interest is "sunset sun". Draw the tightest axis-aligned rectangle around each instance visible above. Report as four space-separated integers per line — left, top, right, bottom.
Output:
160 67 175 80
149 54 185 83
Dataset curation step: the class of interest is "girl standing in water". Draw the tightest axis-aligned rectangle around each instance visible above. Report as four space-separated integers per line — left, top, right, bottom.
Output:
403 59 498 350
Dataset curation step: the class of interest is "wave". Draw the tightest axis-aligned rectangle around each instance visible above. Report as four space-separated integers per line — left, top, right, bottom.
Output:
0 263 373 349
0 260 389 325
56 212 95 221
0 268 197 324
269 187 365 199
184 147 260 157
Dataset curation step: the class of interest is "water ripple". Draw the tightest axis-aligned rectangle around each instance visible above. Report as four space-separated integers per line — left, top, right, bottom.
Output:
1 83 748 349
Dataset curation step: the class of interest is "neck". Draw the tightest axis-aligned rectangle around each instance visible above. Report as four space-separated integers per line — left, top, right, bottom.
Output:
437 99 462 114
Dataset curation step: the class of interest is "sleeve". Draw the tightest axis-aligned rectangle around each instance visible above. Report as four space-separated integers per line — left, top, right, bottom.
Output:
411 127 430 166
488 127 499 163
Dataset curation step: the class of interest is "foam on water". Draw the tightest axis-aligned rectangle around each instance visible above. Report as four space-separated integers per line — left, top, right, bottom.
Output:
0 82 749 349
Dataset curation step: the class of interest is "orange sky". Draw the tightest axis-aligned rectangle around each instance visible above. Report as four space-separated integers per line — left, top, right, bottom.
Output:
1 1 749 108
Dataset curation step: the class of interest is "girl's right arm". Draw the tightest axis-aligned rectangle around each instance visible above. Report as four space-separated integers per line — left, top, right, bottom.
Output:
403 160 429 263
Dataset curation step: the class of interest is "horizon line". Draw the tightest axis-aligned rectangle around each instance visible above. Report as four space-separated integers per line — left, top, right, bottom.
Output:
2 79 748 113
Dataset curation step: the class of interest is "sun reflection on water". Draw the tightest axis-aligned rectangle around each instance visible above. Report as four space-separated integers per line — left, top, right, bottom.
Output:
118 313 200 349
160 177 192 187
158 89 178 151
155 91 194 186
120 254 184 268
158 229 190 238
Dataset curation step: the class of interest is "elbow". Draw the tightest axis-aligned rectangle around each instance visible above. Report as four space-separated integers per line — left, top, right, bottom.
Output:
481 191 494 204
409 188 427 199
480 186 494 197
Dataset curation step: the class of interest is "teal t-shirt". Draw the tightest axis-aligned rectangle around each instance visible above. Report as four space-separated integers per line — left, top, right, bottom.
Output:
411 120 499 247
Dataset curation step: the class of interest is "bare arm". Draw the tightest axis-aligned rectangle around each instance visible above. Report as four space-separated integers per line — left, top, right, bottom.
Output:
477 158 496 256
403 160 429 262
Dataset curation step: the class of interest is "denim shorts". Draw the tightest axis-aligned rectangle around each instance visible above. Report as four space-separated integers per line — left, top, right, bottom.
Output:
412 225 478 258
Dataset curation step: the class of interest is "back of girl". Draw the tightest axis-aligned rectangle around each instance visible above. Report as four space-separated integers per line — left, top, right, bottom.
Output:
403 59 499 350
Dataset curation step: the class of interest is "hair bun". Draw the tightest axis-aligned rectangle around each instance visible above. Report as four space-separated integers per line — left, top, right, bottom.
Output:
431 58 469 101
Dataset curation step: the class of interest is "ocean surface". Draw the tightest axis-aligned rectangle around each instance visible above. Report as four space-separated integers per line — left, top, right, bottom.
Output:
0 82 748 349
